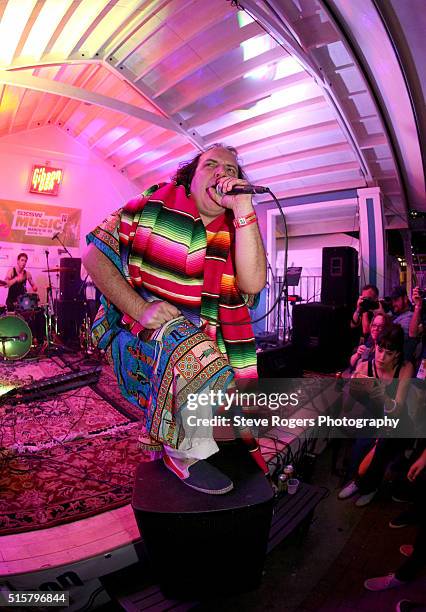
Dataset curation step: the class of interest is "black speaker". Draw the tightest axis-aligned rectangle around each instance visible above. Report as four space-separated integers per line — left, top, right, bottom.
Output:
132 442 273 599
257 342 303 378
56 299 84 344
321 246 358 308
292 302 352 372
59 258 82 301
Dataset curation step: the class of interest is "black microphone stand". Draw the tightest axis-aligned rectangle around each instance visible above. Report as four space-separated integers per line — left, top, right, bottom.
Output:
52 234 73 257
40 249 69 356
44 249 54 311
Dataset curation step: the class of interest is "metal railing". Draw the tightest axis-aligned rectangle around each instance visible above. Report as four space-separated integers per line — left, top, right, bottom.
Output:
268 275 322 340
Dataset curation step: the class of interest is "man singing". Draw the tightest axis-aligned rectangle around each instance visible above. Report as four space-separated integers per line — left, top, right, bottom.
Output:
83 144 268 494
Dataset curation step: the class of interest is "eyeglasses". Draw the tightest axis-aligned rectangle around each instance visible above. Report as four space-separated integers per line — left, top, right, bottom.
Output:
371 324 384 329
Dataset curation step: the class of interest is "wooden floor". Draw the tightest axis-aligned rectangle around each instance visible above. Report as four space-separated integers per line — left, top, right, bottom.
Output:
0 504 140 576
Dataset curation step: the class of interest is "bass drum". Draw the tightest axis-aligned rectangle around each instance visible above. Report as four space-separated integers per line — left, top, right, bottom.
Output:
16 292 39 311
0 314 32 360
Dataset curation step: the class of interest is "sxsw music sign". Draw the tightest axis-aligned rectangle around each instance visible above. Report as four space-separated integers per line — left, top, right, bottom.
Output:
0 200 81 247
11 208 68 238
29 164 63 195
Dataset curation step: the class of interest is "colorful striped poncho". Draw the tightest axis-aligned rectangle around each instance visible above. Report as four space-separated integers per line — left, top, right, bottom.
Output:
118 182 258 379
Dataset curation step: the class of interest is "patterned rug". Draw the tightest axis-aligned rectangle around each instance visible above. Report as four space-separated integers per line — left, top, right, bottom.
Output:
0 359 146 536
0 356 74 396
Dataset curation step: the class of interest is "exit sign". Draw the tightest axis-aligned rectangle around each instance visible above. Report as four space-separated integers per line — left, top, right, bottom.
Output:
29 165 63 195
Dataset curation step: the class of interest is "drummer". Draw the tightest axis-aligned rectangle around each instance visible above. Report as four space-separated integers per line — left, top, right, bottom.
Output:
5 252 38 311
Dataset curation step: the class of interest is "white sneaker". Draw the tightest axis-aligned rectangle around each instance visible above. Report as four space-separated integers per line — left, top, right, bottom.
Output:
355 489 378 507
338 481 359 499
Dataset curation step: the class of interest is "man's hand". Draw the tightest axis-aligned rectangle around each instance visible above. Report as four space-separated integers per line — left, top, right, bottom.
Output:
213 177 253 216
407 452 426 482
356 295 364 311
412 286 423 308
138 300 181 329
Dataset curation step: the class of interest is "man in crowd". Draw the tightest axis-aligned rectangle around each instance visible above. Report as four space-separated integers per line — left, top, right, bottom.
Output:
4 252 38 311
83 144 268 494
391 286 413 334
409 286 425 378
391 285 423 362
350 284 380 338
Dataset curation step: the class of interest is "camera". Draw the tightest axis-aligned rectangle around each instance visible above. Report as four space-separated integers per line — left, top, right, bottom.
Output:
359 297 379 312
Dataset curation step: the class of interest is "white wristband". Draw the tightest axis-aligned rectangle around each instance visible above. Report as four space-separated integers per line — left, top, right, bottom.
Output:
384 399 397 414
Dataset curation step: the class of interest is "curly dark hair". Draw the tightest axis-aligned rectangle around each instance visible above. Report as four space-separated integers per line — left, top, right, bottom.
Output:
376 323 404 361
171 143 247 195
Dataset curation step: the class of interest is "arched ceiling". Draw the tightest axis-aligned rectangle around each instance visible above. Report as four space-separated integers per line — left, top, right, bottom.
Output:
0 0 424 227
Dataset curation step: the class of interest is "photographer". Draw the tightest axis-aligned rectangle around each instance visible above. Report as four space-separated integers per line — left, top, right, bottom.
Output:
351 284 381 338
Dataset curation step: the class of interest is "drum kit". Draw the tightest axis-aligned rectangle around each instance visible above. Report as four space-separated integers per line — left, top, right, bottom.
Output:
0 267 95 361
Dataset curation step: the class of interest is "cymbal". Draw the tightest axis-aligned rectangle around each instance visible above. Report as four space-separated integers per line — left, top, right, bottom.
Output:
42 267 70 273
0 279 7 287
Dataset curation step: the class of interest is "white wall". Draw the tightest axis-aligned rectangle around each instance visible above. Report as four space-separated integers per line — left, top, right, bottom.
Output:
277 233 359 276
0 126 138 305
275 233 359 304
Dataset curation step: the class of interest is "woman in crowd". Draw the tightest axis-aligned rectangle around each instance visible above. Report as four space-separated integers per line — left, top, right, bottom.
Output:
349 311 392 371
338 324 414 506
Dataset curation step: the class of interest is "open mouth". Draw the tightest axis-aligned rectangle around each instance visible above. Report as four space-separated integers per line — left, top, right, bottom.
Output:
206 186 219 203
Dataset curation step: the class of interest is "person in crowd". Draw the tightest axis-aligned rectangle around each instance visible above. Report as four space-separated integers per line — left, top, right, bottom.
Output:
349 311 392 371
4 252 38 311
388 438 426 528
363 445 426 607
390 285 423 363
82 144 268 494
351 284 381 338
409 286 425 377
391 286 413 334
338 324 414 506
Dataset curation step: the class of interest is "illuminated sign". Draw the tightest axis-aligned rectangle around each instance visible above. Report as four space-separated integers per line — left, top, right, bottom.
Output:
29 165 63 195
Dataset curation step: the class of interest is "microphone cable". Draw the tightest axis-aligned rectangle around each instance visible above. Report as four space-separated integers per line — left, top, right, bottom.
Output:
200 187 290 327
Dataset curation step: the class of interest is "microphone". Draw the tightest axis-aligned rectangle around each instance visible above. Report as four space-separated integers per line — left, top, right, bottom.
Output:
216 184 269 196
52 232 60 240
0 333 28 342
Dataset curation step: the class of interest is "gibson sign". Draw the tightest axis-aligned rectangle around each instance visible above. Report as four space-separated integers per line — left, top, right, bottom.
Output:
29 165 63 195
